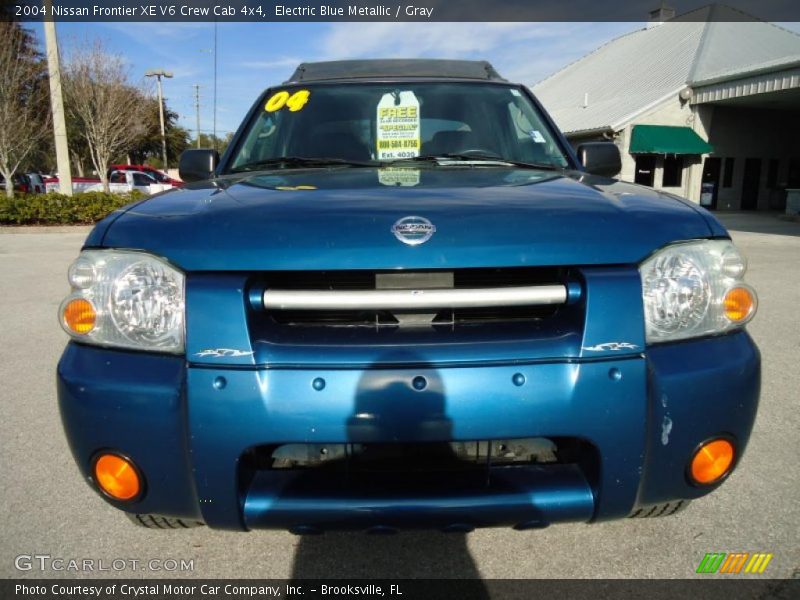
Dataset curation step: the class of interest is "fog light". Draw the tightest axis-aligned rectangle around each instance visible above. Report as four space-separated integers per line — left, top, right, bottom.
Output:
93 453 142 501
62 298 96 335
723 286 756 323
690 438 735 485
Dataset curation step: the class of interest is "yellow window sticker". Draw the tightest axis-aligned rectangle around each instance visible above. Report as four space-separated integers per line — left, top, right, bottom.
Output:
376 91 421 160
265 90 310 113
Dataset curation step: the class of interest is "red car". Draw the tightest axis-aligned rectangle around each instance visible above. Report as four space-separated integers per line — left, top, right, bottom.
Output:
108 164 184 187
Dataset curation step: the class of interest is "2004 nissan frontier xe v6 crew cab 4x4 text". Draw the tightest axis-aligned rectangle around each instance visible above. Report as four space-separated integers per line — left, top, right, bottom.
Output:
57 59 760 532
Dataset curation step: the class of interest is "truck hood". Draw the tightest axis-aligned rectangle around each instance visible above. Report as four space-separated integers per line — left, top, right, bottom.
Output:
95 167 716 271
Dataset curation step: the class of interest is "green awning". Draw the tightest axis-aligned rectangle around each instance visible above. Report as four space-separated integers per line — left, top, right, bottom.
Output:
629 125 713 154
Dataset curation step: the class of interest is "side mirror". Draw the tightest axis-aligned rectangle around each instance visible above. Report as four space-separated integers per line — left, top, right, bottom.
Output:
179 149 219 183
576 142 621 178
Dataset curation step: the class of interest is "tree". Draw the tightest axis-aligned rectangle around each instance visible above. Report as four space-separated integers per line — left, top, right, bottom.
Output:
191 132 234 156
66 113 92 177
0 22 50 198
128 96 190 168
63 42 149 191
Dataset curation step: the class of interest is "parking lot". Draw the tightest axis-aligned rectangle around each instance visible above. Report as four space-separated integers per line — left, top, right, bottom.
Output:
1 212 797 580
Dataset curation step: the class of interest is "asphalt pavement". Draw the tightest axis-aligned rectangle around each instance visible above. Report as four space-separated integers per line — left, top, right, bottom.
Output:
0 212 797 580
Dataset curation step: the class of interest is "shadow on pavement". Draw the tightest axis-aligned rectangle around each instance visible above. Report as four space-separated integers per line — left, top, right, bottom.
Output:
290 351 489 592
713 211 800 237
290 530 487 584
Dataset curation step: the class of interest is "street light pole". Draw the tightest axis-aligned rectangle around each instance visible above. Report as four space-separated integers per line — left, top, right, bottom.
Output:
213 20 218 152
145 69 173 170
43 1 72 196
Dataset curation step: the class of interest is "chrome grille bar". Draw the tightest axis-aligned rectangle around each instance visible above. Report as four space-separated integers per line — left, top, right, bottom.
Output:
262 284 567 311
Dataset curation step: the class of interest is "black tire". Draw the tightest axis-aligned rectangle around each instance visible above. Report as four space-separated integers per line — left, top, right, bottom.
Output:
628 500 691 518
126 513 205 529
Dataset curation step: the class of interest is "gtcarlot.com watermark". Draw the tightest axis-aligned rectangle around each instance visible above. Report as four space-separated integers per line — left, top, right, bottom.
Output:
15 554 194 573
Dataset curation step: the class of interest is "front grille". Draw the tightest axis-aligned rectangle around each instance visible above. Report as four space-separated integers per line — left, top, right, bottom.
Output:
270 309 400 328
269 305 558 328
241 438 592 474
254 267 567 329
262 267 562 290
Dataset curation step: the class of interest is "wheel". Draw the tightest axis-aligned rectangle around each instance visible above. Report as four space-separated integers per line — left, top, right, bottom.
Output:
628 500 691 518
126 513 205 529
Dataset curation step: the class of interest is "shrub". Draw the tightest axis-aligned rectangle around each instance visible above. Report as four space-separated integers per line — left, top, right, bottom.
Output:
0 191 145 225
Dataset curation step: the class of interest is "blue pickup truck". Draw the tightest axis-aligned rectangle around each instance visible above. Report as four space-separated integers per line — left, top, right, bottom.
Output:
57 60 759 531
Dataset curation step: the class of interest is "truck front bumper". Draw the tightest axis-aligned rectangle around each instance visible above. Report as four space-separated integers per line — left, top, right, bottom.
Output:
57 330 759 531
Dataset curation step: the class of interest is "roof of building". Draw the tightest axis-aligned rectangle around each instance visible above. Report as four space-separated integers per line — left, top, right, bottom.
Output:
532 4 800 135
287 59 506 83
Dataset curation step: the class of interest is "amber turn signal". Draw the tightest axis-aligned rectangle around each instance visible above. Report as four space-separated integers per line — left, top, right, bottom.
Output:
690 438 735 485
63 298 96 335
94 453 142 501
723 286 756 323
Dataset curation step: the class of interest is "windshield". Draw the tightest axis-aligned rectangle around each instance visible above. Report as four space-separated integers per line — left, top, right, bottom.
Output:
225 83 571 172
147 169 170 183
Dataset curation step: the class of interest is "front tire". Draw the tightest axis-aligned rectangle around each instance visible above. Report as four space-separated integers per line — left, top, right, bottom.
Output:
628 500 691 518
126 513 205 529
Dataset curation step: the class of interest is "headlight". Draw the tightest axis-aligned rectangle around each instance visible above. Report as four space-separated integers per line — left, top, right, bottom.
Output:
59 250 185 353
640 239 756 343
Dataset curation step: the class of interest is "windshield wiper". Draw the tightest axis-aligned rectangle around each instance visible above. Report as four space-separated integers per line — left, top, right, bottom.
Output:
231 156 378 172
390 153 564 171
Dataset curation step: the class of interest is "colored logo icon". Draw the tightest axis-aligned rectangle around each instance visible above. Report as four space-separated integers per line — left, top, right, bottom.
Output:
696 552 773 574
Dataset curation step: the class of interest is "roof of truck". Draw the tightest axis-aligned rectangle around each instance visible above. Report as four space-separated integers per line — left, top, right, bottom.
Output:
285 59 507 83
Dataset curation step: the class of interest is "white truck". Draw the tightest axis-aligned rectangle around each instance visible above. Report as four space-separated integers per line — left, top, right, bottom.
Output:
45 170 173 195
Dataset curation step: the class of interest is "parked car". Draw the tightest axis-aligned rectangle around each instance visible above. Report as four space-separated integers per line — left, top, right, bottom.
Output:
46 170 172 195
0 173 31 194
109 164 184 187
44 176 106 194
57 59 760 532
84 169 164 194
26 172 47 194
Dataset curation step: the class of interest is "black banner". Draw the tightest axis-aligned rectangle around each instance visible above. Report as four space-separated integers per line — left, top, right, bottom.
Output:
4 579 800 600
4 0 800 22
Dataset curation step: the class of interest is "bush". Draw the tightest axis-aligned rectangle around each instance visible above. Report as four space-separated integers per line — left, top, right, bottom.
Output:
0 191 145 225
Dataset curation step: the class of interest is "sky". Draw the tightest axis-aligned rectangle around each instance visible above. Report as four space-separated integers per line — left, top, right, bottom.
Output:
29 20 800 139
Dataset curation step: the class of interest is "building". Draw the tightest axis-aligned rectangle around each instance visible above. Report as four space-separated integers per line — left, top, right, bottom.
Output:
533 4 800 211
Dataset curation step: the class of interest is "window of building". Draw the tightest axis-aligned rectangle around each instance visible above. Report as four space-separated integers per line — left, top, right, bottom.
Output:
788 159 800 188
766 159 779 189
662 155 683 187
722 157 735 188
634 155 656 187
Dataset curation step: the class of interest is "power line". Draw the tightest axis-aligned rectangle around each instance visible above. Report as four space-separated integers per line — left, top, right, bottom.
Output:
145 70 173 170
193 84 201 149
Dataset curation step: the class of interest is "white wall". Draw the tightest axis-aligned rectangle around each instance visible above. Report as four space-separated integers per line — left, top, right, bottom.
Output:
566 96 709 202
568 97 800 211
619 96 707 202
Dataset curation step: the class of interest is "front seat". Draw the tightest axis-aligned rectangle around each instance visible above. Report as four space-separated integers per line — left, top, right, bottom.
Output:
301 131 371 162
423 131 480 156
